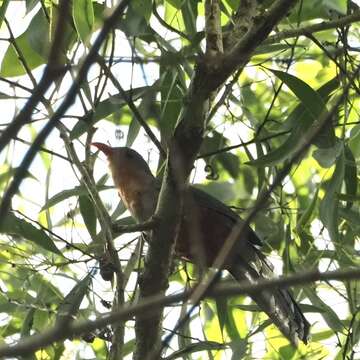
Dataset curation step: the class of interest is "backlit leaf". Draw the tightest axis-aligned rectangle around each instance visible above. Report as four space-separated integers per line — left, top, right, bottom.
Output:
0 212 62 255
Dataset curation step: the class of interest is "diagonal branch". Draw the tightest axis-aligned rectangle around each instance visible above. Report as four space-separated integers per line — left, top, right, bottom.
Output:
134 1 300 359
172 66 360 347
0 0 131 225
0 0 71 154
265 10 360 45
1 266 360 358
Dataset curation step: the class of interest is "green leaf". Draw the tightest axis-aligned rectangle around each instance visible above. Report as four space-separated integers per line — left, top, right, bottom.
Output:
160 67 183 141
131 0 152 22
0 8 51 77
217 152 240 179
119 2 155 40
349 124 360 158
126 118 141 147
247 127 301 167
279 344 296 359
42 183 111 211
1 32 44 78
254 44 301 55
232 304 260 312
21 308 37 360
299 303 326 313
26 0 38 14
166 0 182 9
26 8 49 58
123 339 136 356
111 201 128 220
112 216 136 228
311 329 335 342
79 195 97 237
225 0 241 11
319 148 345 242
216 298 227 333
338 207 360 233
181 0 197 36
0 167 37 189
216 298 243 342
296 186 319 232
0 0 10 29
248 76 338 167
56 270 94 323
344 146 357 209
230 339 248 360
272 71 336 148
0 212 62 255
313 139 342 168
70 86 149 140
123 240 142 287
281 77 339 132
72 0 94 45
271 70 326 121
165 341 226 360
304 288 344 332
289 0 346 22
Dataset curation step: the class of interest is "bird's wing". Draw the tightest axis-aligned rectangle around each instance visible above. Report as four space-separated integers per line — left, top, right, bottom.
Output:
189 186 310 344
189 186 263 247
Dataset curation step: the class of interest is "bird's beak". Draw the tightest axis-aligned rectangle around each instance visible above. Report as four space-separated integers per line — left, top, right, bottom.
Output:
91 142 113 157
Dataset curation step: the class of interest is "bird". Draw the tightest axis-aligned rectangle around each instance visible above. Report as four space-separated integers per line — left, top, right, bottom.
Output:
92 142 310 345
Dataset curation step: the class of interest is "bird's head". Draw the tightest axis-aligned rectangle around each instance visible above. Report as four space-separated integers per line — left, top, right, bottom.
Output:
91 142 155 186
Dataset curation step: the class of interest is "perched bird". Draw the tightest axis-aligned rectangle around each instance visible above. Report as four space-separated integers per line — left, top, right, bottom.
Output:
92 142 310 345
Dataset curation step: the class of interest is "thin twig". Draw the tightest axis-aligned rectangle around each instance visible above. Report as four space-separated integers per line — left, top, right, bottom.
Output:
161 65 360 351
96 56 166 158
265 10 360 45
112 217 158 235
0 0 71 154
0 0 131 225
0 266 359 358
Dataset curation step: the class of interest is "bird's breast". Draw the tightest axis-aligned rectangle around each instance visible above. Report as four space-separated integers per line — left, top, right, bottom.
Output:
118 184 157 222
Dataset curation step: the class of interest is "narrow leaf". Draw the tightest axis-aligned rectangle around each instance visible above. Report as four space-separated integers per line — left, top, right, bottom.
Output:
42 183 111 211
79 195 97 237
56 270 94 323
0 212 62 255
0 0 10 28
131 0 152 22
181 0 197 36
304 288 344 332
0 33 44 77
70 86 149 140
160 68 182 141
319 148 345 242
249 77 338 167
165 341 226 360
344 146 357 209
296 186 320 232
72 0 94 45
126 118 141 147
271 69 326 120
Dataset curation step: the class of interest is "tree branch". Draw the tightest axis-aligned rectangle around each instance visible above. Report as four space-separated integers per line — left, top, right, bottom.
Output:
59 125 125 359
0 0 71 154
112 217 158 235
265 10 360 45
1 266 359 358
0 0 131 225
96 57 166 158
168 66 360 348
134 1 300 359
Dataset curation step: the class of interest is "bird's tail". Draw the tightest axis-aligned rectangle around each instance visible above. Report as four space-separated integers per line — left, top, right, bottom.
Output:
229 252 310 345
